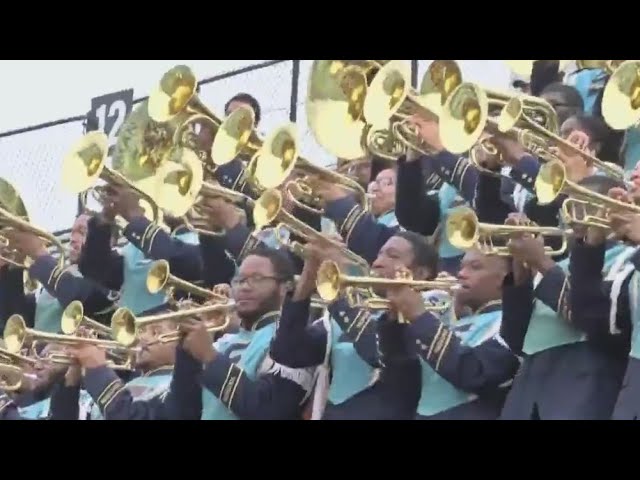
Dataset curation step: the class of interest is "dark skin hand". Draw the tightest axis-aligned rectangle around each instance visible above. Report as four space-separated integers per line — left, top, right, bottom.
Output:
66 345 108 370
2 231 48 259
179 319 217 364
196 196 243 231
505 213 555 276
386 285 427 323
100 185 145 222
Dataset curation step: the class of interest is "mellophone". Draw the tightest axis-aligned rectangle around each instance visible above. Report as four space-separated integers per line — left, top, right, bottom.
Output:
1 59 639 383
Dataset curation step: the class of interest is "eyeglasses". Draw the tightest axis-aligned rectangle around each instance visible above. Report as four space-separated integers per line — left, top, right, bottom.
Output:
230 275 282 288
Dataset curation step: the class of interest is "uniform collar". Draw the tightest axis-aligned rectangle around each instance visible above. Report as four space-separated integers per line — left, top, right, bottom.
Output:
142 365 174 377
472 300 502 316
244 311 280 332
171 224 191 237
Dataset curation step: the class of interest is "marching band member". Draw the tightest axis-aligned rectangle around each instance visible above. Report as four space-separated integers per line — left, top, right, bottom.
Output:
271 231 440 420
171 248 315 420
368 167 399 228
79 186 203 315
61 312 191 420
499 184 630 419
0 214 119 333
392 247 519 420
0 346 82 420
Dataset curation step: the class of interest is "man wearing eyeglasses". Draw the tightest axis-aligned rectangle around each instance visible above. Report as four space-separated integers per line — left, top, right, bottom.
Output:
168 247 315 420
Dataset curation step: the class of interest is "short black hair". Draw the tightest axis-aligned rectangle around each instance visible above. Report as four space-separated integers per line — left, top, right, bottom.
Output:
245 246 295 283
225 93 261 125
541 82 585 110
394 231 439 277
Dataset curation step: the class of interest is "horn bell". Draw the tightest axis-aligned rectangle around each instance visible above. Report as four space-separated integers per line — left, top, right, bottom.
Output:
601 60 640 130
535 160 567 205
254 124 299 189
439 83 488 154
0 364 24 392
60 300 85 336
253 189 283 231
147 259 170 294
316 260 342 303
111 308 138 348
446 207 480 251
61 131 109 193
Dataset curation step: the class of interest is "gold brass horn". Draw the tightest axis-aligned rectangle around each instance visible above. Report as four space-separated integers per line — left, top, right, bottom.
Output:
0 347 37 367
147 65 261 166
363 60 463 157
498 96 624 180
62 131 163 223
536 159 640 229
315 260 457 309
253 189 370 271
146 259 230 302
306 60 386 160
446 206 567 257
111 301 235 347
0 178 67 270
253 123 368 214
439 82 559 154
0 364 24 392
601 60 640 130
60 300 112 338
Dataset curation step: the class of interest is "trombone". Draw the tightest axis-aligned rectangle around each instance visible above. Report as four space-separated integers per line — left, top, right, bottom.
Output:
0 364 24 392
147 65 262 166
446 206 568 257
61 131 165 223
146 259 230 303
0 177 66 270
3 314 138 370
111 301 236 347
315 260 456 313
536 160 640 230
60 300 113 338
601 60 640 131
253 189 370 271
363 60 463 157
253 123 368 215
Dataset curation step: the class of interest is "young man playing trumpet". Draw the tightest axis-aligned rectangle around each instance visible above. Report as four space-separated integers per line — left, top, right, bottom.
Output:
0 215 119 333
79 185 204 315
170 247 315 420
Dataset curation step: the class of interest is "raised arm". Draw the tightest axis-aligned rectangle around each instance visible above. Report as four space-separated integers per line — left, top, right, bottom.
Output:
395 156 441 235
78 216 124 291
0 266 36 330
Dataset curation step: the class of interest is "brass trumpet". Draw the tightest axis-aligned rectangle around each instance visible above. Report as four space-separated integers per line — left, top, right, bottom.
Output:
147 65 261 166
111 301 236 347
439 82 558 154
253 123 367 215
601 60 640 130
0 364 24 392
60 300 113 338
363 60 463 156
3 314 138 370
446 206 568 256
537 160 640 229
146 259 230 303
316 260 456 313
0 177 67 271
498 96 624 180
253 189 370 271
0 347 37 367
61 131 165 223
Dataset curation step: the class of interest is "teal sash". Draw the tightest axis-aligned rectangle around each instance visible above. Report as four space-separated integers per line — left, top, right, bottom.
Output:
523 244 634 355
18 398 51 419
622 126 640 173
34 265 83 333
119 231 197 314
417 308 503 416
565 68 607 115
436 184 465 259
377 210 399 228
88 372 172 420
201 322 277 420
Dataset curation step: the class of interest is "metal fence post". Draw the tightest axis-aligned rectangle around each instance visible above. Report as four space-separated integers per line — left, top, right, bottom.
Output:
289 60 300 122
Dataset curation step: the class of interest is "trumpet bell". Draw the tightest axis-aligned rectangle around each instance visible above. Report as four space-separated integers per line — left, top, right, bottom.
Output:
253 189 283 230
535 160 566 205
111 308 138 348
0 178 29 222
316 260 342 303
148 65 198 123
61 132 109 192
363 60 411 127
155 147 204 217
419 60 463 116
3 314 26 354
601 60 640 130
254 124 299 189
446 207 480 251
306 60 371 160
147 259 170 294
211 105 257 166
0 364 23 392
60 300 84 336
440 83 488 154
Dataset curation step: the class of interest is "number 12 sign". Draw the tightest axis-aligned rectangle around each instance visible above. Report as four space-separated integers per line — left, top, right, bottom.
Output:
87 89 134 156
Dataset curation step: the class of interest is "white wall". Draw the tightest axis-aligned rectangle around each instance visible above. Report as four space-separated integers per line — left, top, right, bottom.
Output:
0 60 514 233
